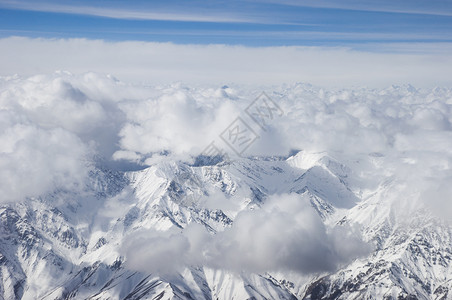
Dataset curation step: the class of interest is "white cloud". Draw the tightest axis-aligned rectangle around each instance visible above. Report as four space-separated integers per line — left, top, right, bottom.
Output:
267 0 452 17
0 70 451 228
207 193 371 273
0 68 451 280
0 72 150 202
1 37 452 88
0 123 89 202
0 1 247 23
116 87 243 161
123 194 372 275
421 173 452 223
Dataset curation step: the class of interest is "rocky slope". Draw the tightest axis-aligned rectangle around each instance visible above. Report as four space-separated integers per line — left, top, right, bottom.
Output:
0 150 450 299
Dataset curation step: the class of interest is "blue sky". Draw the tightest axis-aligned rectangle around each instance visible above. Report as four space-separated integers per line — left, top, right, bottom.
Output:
1 0 452 47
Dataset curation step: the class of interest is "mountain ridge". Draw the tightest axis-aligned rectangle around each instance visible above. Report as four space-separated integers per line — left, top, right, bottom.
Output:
0 150 450 299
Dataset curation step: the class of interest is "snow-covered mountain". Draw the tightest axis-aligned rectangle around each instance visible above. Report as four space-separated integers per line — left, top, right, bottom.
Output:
1 150 450 299
1 74 452 299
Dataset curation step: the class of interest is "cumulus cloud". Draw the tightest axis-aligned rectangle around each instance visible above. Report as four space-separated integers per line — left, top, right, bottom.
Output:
0 72 150 202
123 194 372 275
115 88 241 161
0 69 451 280
1 71 452 210
0 123 88 202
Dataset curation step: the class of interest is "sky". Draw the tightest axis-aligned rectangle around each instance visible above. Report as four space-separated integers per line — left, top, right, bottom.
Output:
1 0 452 46
0 1 452 86
0 0 452 88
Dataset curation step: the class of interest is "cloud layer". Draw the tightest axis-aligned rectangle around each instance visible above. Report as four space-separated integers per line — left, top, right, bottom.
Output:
1 72 452 209
1 37 452 87
1 71 451 276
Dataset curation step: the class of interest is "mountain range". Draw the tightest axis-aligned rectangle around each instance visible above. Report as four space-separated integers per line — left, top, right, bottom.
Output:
1 150 450 299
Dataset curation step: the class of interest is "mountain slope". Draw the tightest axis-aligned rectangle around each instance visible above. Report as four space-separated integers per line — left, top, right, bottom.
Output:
0 151 450 299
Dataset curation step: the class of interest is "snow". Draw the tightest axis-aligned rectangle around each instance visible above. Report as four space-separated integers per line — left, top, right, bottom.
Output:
0 73 451 299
